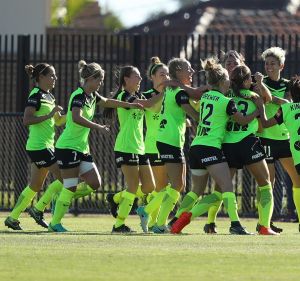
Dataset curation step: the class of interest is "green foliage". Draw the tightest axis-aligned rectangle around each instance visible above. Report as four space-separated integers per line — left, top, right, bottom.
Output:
103 12 124 32
51 0 93 26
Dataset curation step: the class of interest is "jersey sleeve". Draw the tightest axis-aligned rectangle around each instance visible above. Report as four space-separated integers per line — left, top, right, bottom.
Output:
273 107 283 124
175 90 190 106
226 99 238 116
26 92 41 110
70 94 85 110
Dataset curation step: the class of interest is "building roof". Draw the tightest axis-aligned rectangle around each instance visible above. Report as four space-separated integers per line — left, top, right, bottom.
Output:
122 0 300 35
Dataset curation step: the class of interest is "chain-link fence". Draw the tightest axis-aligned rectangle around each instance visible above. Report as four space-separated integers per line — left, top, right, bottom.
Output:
0 113 292 217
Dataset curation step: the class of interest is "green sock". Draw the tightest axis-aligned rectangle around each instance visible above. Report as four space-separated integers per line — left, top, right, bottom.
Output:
73 182 94 200
191 191 222 219
147 190 158 204
136 185 145 199
207 198 222 223
292 187 300 223
113 190 124 204
144 187 167 215
114 191 135 228
10 186 36 220
35 180 63 212
51 188 74 225
156 187 180 226
256 187 262 225
222 192 240 222
175 191 198 218
259 184 273 227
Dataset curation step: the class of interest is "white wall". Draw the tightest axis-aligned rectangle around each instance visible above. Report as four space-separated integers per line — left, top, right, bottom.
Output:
0 0 51 35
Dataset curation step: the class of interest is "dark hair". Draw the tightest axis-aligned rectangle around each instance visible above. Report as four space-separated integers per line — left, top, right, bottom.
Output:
147 56 165 79
230 65 251 98
201 57 227 86
78 60 104 83
103 65 137 119
289 77 300 103
25 63 52 83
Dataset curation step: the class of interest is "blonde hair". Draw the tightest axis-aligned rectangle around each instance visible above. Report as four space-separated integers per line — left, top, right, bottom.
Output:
201 57 227 86
78 60 105 83
168 58 189 80
261 47 286 65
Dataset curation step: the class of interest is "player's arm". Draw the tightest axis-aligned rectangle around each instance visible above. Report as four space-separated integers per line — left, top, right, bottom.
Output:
228 99 258 126
23 105 62 126
97 94 143 110
253 72 272 103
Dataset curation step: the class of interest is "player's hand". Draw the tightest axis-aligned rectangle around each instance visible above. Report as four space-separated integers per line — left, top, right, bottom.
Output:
253 96 264 108
50 105 63 117
97 124 110 134
254 72 264 85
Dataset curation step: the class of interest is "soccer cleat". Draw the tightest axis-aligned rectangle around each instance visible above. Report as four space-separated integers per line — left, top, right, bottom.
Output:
4 217 22 230
106 193 118 218
229 225 253 235
112 224 135 233
259 226 279 235
48 223 68 232
28 207 48 228
136 206 149 233
167 217 178 228
152 224 170 234
170 212 192 234
270 222 283 233
203 222 217 234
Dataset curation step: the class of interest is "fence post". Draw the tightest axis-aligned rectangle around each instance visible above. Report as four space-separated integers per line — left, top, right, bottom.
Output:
131 34 141 68
244 35 254 70
16 35 30 112
14 35 30 202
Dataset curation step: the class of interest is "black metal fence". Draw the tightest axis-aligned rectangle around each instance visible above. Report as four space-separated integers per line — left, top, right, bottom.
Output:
0 33 297 216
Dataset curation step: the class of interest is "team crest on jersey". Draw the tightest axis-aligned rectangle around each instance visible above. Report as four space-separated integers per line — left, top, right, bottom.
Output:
132 111 143 120
294 141 300 151
160 119 167 128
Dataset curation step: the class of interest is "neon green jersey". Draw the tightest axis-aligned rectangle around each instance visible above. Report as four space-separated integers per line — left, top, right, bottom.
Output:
143 88 162 154
192 90 237 149
257 77 289 140
156 87 190 148
277 103 300 165
114 90 145 154
223 89 258 143
56 87 99 154
26 87 56 150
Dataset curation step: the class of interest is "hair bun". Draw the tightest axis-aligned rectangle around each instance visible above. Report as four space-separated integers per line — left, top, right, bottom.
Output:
25 64 34 77
78 60 87 70
151 56 161 64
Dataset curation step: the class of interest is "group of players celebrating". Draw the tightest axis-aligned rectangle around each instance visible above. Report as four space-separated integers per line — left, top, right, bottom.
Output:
4 46 300 235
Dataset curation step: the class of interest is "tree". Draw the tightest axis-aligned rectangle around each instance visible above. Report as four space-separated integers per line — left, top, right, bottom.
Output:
103 12 124 32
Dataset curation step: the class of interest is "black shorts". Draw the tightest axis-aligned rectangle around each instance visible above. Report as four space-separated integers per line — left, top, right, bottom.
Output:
260 138 292 163
27 148 57 168
156 141 186 164
55 148 93 169
296 164 300 175
114 151 150 168
222 135 266 169
189 145 226 169
146 153 164 166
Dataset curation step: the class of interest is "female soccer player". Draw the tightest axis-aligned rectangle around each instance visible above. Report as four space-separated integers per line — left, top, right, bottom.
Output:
137 58 199 233
104 65 164 233
48 61 143 232
171 57 258 235
5 63 64 230
257 47 300 232
138 57 169 230
257 76 300 232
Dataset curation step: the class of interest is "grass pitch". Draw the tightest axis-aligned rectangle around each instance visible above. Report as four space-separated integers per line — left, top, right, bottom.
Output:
0 213 299 281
